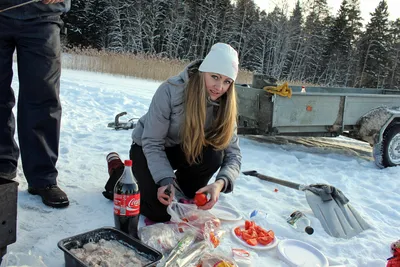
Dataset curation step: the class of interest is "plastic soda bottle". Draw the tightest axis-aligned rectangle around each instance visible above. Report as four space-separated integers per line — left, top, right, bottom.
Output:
113 159 140 238
286 211 314 235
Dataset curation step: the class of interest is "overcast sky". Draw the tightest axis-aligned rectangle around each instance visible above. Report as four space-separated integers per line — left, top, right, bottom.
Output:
253 0 399 24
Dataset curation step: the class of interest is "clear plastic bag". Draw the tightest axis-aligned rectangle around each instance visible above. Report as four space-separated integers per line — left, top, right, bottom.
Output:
196 252 238 267
167 201 224 248
139 223 185 255
232 248 252 267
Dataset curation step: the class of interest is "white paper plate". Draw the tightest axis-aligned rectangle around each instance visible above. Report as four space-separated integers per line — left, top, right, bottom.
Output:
231 225 279 250
277 239 329 267
210 205 242 221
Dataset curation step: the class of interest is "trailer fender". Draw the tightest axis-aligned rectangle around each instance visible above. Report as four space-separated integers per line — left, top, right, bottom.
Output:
357 106 400 168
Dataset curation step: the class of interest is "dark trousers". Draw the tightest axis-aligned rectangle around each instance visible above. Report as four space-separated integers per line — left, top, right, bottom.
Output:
129 144 223 222
0 15 62 187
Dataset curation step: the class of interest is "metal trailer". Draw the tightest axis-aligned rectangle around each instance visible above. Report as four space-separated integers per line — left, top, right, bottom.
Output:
236 76 400 168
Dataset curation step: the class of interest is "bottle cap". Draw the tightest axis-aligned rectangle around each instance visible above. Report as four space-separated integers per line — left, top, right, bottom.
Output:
124 159 132 166
305 226 314 235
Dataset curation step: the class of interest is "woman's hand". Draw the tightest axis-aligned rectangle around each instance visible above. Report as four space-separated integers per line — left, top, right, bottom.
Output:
157 184 175 206
195 180 225 210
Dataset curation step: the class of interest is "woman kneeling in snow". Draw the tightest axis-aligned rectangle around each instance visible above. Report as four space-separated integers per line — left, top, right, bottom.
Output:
127 43 242 222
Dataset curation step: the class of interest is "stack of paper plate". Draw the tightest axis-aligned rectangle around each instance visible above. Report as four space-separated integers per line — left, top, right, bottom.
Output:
277 239 329 267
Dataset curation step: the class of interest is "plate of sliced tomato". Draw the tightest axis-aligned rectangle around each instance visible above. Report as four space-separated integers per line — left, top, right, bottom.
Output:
231 220 279 250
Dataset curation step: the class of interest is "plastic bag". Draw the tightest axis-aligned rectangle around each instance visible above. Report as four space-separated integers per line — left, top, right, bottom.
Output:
174 241 209 267
163 231 197 267
203 220 226 248
138 223 186 255
196 252 238 267
167 201 223 248
231 249 252 267
167 201 221 232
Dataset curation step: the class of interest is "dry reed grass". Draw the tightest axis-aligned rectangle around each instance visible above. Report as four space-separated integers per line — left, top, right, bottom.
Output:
61 47 253 84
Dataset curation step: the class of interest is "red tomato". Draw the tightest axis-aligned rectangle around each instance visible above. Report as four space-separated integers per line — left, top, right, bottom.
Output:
257 236 273 246
194 193 207 206
267 230 275 239
241 232 253 241
244 220 255 230
234 227 242 237
246 238 258 246
209 232 220 248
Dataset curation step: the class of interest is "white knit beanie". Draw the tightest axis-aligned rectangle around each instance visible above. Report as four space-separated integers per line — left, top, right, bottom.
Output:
199 43 239 81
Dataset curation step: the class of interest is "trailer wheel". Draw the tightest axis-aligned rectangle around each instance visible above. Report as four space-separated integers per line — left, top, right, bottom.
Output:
382 124 400 167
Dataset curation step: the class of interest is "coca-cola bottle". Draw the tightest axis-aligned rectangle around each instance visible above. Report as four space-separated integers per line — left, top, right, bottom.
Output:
113 159 140 239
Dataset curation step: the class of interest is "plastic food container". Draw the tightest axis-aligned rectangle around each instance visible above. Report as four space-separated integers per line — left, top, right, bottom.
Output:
57 227 163 267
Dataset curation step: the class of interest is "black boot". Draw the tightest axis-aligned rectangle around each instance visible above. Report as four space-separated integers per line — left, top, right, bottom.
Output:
28 185 69 208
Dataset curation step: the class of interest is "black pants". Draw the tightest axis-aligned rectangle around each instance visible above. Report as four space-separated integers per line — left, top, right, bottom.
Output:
0 15 63 187
129 143 223 222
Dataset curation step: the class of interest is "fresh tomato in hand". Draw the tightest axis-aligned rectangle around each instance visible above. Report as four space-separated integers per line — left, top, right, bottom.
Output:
194 192 208 206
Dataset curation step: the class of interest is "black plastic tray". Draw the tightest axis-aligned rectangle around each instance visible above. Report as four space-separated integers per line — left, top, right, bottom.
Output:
57 227 163 267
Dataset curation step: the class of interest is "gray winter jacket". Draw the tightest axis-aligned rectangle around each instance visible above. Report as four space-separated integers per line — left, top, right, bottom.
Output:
0 0 71 20
131 60 241 193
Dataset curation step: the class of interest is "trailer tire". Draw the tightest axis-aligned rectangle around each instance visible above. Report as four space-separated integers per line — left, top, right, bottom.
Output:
382 124 400 167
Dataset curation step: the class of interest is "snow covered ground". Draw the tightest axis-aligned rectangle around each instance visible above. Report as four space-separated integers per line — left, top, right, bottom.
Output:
3 65 400 267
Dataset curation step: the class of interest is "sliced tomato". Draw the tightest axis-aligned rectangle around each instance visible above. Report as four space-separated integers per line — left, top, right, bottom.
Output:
209 232 220 248
255 225 263 234
245 220 255 230
248 228 258 238
257 236 273 246
245 238 258 246
241 232 253 241
267 230 275 239
234 227 242 237
258 231 265 237
247 227 254 235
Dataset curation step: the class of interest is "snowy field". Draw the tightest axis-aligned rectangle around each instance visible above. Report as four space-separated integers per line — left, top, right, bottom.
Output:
3 64 400 267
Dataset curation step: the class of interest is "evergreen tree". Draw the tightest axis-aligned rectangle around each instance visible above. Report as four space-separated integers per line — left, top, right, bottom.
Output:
285 0 303 81
301 0 332 83
235 0 260 70
321 0 362 86
142 0 166 54
60 0 400 88
63 0 91 48
85 0 112 50
388 19 400 88
358 0 391 88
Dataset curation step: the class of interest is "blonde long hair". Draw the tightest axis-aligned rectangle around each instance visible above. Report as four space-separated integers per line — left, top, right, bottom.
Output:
180 70 238 165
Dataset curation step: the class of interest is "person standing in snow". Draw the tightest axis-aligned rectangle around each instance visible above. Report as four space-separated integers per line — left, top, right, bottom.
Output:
0 0 70 208
104 43 242 222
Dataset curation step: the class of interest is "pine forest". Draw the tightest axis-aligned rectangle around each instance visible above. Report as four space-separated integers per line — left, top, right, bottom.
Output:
62 0 400 89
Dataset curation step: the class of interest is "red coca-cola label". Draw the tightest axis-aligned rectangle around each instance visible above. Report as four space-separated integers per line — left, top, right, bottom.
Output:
114 193 140 216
